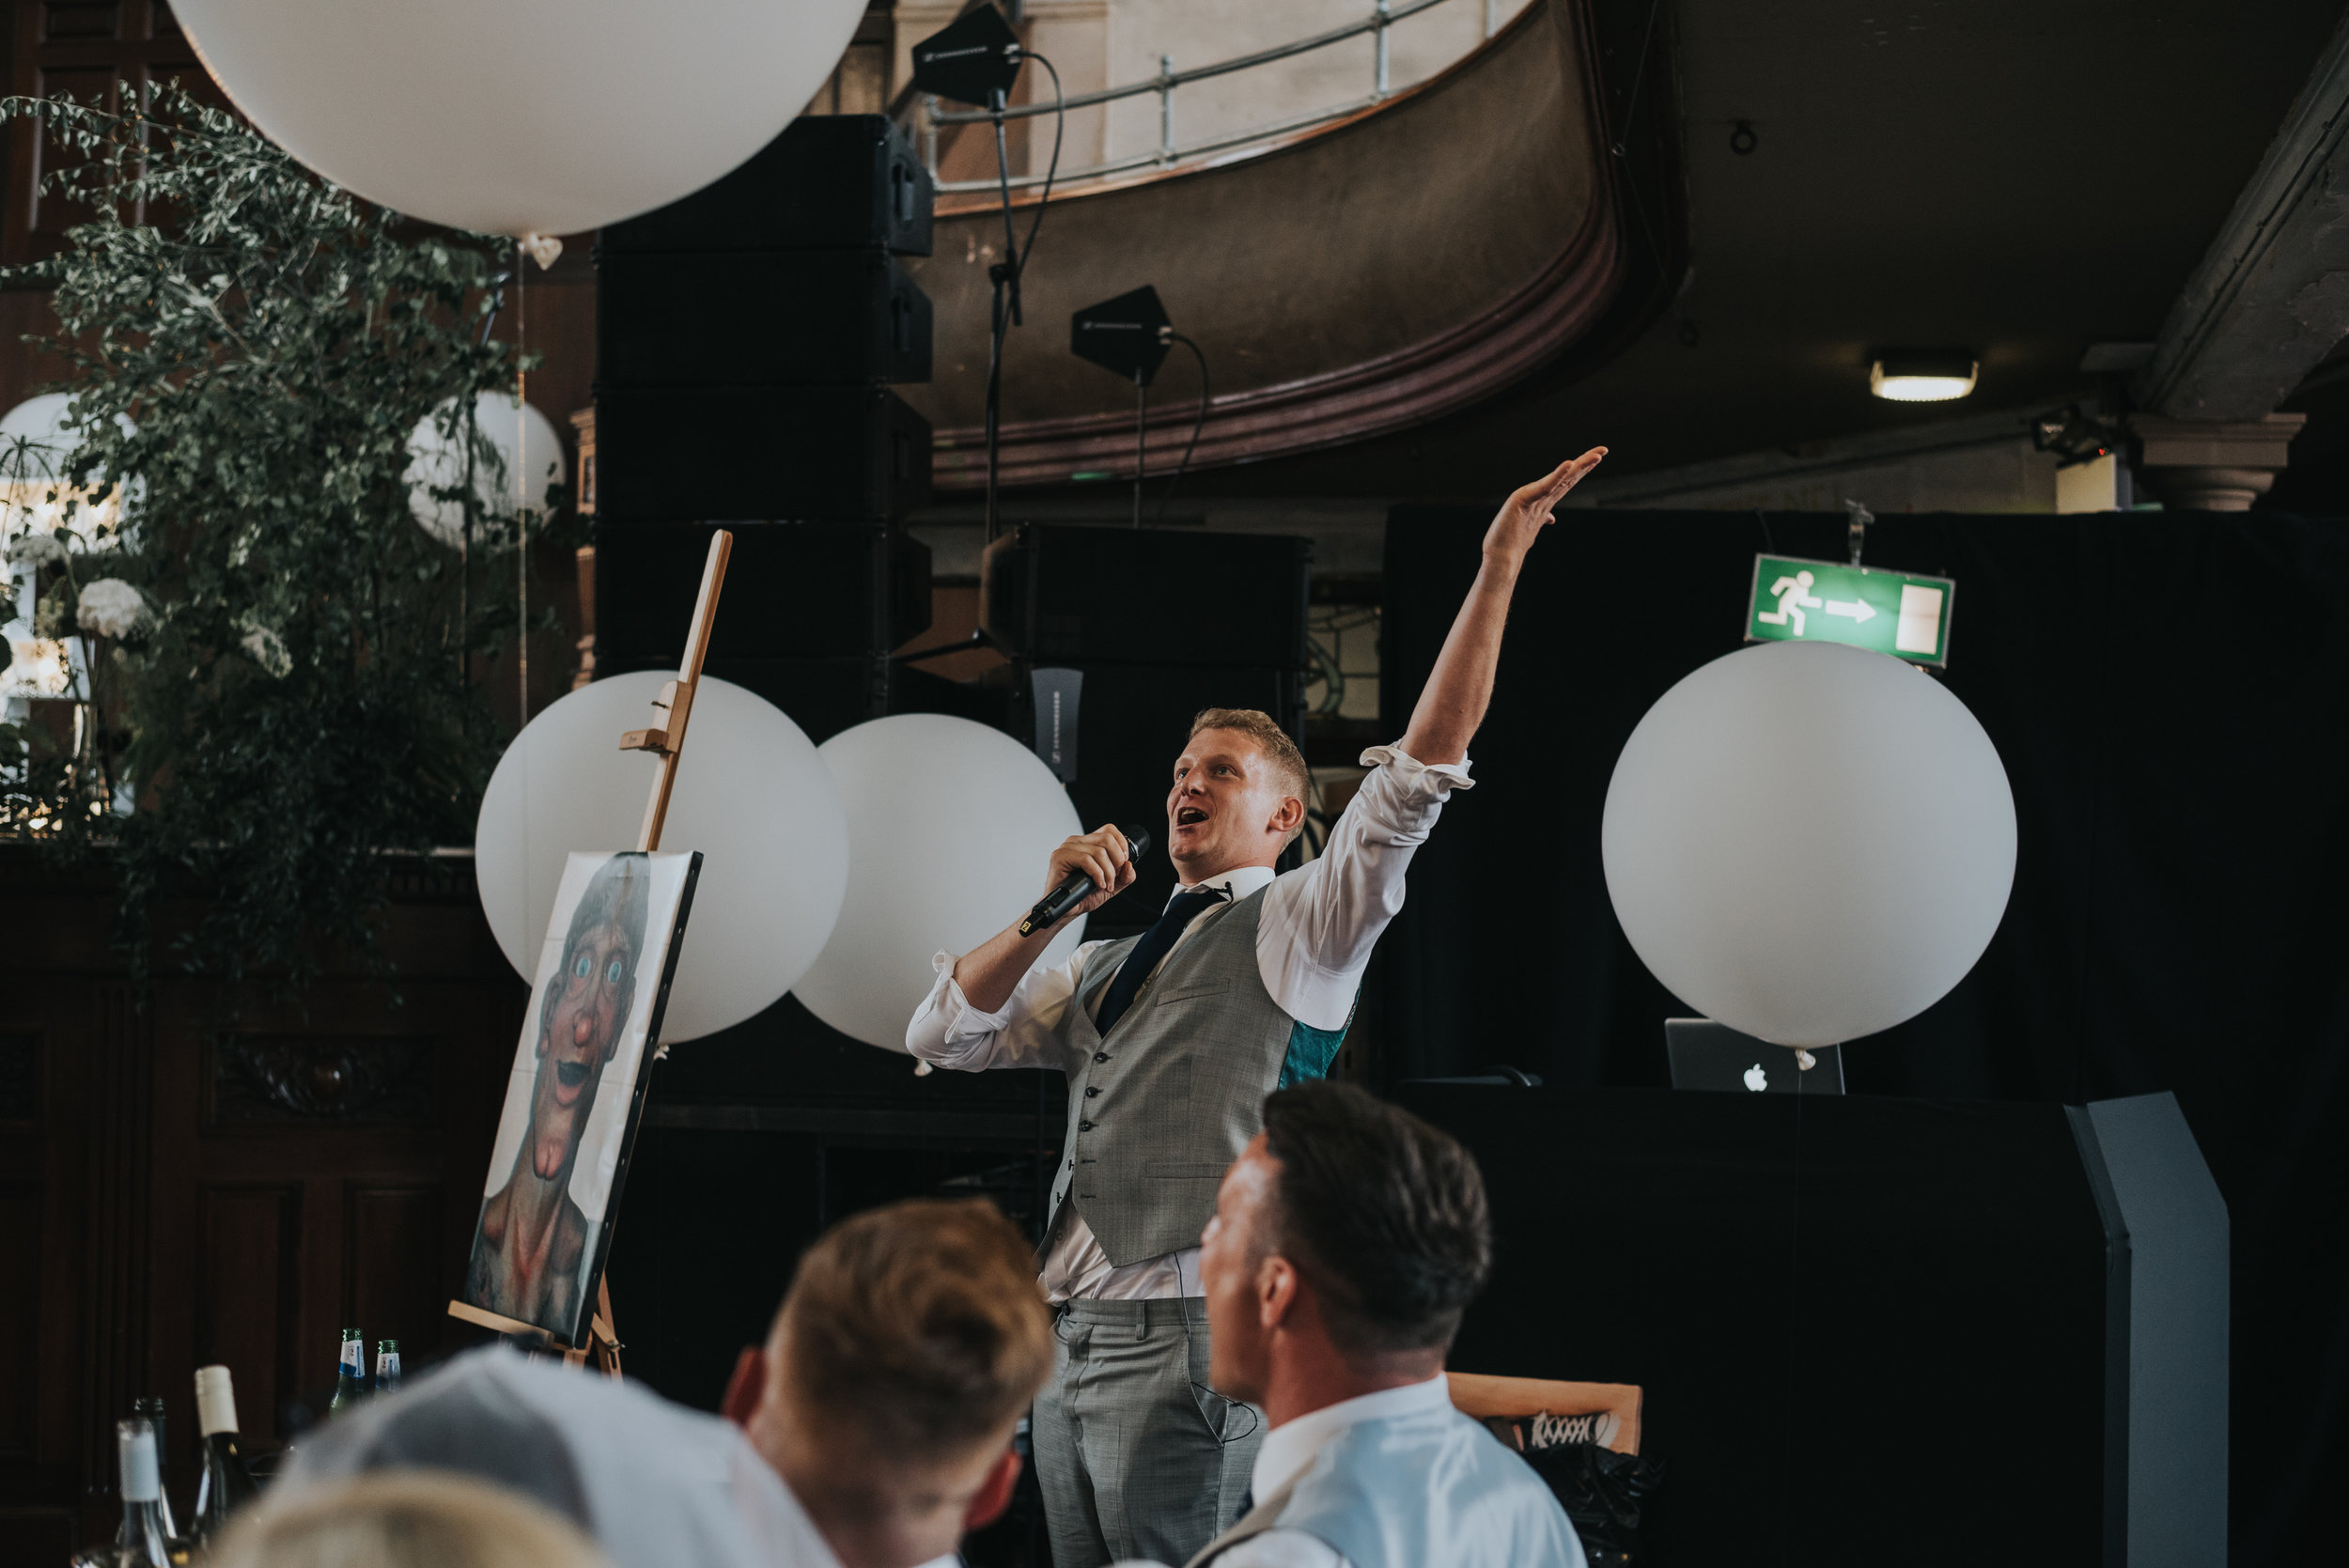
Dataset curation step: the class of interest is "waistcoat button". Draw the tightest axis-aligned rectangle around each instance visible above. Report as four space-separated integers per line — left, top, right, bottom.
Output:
1079 1120 1095 1131
1094 1052 1110 1063
1085 1086 1099 1097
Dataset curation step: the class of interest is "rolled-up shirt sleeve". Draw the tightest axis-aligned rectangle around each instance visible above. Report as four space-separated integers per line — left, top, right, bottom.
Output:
905 941 1102 1073
1257 741 1472 1031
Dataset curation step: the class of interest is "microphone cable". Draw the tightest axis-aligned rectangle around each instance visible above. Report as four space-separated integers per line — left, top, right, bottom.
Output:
1154 331 1210 527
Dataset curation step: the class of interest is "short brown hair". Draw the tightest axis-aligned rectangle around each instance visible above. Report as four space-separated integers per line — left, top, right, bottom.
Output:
775 1198 1050 1459
1261 1081 1492 1357
1188 707 1310 806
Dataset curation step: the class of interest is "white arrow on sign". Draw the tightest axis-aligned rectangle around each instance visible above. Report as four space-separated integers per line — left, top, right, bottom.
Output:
1826 598 1877 623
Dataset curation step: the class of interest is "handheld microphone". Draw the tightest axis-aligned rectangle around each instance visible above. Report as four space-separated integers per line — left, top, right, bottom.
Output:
1020 824 1153 937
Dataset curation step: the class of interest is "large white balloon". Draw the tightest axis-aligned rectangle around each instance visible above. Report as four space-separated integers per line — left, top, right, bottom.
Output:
173 0 869 237
476 672 848 1042
798 715 1088 1051
1601 640 2017 1048
406 394 568 549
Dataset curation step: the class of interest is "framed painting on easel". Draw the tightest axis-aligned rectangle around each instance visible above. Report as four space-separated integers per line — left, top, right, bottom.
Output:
460 847 701 1346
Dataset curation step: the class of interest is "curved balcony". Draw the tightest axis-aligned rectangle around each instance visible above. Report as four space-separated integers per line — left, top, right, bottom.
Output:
895 0 1650 491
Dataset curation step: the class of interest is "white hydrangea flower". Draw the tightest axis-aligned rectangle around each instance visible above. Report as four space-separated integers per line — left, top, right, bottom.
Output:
240 623 291 677
75 577 147 639
3 531 65 567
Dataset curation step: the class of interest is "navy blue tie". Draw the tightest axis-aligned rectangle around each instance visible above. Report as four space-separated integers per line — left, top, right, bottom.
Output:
1095 886 1226 1035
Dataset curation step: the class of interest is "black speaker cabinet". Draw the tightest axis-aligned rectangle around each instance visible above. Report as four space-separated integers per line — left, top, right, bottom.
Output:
983 524 1311 670
598 251 931 387
595 520 931 666
599 114 933 256
592 386 931 521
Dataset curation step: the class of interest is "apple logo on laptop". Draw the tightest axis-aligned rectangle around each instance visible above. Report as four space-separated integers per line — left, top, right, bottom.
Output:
1743 1062 1768 1093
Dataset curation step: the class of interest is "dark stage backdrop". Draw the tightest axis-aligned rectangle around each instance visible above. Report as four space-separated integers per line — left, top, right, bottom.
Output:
1378 506 2349 1566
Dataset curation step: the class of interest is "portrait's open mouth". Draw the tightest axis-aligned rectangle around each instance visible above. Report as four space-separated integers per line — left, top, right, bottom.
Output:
1175 806 1208 826
556 1060 589 1090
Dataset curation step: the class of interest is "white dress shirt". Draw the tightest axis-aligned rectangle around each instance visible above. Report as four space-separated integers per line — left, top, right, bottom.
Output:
905 743 1472 1300
1215 1374 1457 1568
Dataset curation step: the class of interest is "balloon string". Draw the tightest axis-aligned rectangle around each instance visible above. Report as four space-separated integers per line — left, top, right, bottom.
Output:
516 240 529 726
1780 1075 1804 1566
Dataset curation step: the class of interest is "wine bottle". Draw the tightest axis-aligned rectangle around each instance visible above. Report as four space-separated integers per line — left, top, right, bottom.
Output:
374 1338 402 1394
327 1327 366 1414
189 1365 258 1545
71 1418 172 1566
127 1398 181 1549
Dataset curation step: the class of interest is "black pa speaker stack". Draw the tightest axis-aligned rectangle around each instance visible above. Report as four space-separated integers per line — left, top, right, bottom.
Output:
590 115 941 742
983 522 1314 934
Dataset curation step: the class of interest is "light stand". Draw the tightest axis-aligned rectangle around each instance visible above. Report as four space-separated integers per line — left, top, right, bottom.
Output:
911 4 1065 542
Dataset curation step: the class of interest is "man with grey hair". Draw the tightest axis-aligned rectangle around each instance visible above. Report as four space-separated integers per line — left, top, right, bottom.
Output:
907 447 1607 1566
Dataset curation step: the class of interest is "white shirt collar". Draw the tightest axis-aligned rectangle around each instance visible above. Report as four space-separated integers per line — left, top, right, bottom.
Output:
1170 863 1277 908
1249 1373 1453 1506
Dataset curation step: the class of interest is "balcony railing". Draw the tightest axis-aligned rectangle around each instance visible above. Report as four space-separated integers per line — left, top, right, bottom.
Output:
904 0 1508 194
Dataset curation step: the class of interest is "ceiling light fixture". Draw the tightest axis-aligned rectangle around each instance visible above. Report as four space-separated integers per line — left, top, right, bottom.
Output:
1870 349 1978 402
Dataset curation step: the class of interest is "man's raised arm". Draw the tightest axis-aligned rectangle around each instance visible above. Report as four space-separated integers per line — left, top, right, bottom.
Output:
1400 447 1606 765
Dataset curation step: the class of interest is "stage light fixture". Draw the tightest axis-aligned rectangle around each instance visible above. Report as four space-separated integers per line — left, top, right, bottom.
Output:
909 4 1025 105
1870 349 1978 402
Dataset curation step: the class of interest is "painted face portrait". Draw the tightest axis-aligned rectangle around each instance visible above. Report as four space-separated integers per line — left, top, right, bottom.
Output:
529 854 650 1182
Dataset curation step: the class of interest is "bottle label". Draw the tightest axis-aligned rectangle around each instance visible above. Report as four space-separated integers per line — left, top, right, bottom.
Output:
340 1339 364 1374
375 1351 401 1385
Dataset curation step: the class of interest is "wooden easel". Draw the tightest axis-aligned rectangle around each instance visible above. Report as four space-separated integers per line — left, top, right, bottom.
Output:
451 530 734 1376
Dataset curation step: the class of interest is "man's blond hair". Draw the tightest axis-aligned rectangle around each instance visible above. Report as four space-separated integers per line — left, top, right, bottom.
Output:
774 1198 1050 1460
1188 707 1311 811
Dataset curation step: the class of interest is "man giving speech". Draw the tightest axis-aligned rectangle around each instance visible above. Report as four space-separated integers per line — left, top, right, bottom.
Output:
905 448 1605 1566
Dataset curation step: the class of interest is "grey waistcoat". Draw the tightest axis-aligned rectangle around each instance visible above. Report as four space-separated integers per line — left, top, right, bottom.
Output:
1048 887 1295 1265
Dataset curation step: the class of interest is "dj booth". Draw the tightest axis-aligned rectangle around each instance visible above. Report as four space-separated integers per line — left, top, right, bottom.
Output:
1394 1083 2228 1568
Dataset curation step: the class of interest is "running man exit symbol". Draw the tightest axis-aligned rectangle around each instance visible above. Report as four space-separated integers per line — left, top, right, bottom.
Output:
1744 554 1955 667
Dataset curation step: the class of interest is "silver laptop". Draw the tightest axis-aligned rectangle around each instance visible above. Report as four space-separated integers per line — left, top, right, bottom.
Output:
1665 1018 1845 1095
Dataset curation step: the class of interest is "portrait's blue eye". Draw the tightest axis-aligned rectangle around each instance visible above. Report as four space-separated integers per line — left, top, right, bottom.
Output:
605 957 625 986
572 953 592 980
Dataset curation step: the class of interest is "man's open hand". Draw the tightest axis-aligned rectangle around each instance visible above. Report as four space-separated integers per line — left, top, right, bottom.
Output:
1485 447 1607 568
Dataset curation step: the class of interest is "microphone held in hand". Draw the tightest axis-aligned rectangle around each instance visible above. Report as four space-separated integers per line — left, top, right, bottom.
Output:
1020 824 1153 937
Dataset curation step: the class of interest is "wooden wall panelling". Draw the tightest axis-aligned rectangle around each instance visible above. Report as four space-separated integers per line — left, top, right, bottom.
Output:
342 1185 443 1374
77 985 149 1536
192 1185 299 1446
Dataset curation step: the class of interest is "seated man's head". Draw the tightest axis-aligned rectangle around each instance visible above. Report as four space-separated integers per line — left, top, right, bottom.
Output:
1168 707 1310 878
1201 1080 1492 1407
724 1198 1051 1568
527 853 649 1183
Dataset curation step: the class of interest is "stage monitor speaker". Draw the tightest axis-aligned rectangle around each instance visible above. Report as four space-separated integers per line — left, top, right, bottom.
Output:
599 115 933 257
592 386 931 521
598 251 932 388
983 524 1310 670
1009 659 1303 934
595 520 931 666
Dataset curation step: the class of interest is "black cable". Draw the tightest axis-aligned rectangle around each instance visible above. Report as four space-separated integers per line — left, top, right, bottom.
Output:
1153 332 1210 526
980 50 1066 542
1015 53 1065 284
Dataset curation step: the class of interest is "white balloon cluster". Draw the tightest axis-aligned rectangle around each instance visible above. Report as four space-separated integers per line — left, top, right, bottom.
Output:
476 690 1081 1051
1601 640 2016 1048
171 0 871 240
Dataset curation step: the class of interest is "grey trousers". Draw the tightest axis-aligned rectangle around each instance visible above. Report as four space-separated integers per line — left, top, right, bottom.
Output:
1033 1297 1263 1568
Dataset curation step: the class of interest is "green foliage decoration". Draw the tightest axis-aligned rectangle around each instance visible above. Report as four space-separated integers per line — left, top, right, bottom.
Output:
0 85 536 986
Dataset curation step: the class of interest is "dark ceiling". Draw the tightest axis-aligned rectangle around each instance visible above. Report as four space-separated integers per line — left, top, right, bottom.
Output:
1130 0 2349 501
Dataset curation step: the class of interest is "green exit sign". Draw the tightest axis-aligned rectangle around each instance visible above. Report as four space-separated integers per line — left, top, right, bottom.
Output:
1745 554 1956 667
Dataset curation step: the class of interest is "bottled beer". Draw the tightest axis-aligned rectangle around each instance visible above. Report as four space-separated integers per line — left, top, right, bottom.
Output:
127 1397 182 1548
327 1327 366 1414
190 1365 258 1545
374 1338 403 1394
71 1418 172 1566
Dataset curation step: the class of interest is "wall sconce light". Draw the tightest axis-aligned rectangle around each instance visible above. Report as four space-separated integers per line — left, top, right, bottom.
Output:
1870 349 1978 402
